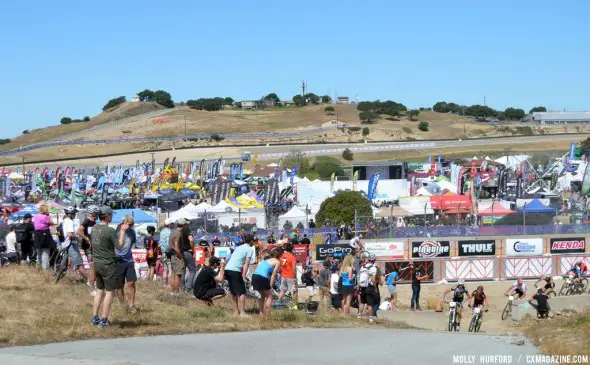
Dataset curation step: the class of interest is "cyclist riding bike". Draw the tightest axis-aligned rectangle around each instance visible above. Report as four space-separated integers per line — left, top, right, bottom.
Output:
442 279 470 327
469 285 488 318
505 278 527 299
534 273 555 295
349 235 363 256
567 261 587 287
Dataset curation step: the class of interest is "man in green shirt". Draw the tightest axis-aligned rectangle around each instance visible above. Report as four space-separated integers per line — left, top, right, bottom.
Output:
91 206 129 328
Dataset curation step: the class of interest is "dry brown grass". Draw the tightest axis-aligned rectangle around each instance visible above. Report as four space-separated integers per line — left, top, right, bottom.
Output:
0 266 410 347
524 310 590 357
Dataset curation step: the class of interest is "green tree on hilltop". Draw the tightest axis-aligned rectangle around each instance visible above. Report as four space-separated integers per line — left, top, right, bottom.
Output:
315 191 372 227
102 96 126 111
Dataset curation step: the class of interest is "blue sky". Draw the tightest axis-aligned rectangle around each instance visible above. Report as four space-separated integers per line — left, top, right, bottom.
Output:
1 0 588 137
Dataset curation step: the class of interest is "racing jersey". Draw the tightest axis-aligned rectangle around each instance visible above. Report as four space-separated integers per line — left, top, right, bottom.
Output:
512 281 527 293
451 286 468 303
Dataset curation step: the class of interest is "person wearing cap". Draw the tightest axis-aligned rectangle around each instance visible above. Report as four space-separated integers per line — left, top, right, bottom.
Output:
357 254 378 323
159 218 174 286
143 226 159 282
193 256 226 305
178 218 197 292
17 213 35 266
169 218 187 296
91 206 130 328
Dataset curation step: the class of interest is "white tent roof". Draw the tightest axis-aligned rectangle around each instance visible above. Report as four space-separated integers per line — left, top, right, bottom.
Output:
399 197 434 215
209 200 233 213
168 203 200 221
494 155 529 170
416 187 432 196
279 206 307 219
195 202 213 211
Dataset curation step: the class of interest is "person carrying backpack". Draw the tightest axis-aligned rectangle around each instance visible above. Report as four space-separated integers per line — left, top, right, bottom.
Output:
143 226 160 281
357 254 378 323
17 213 35 266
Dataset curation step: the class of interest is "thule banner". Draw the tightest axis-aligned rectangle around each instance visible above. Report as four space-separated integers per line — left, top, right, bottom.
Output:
458 240 496 256
315 244 353 261
550 237 586 254
411 240 450 258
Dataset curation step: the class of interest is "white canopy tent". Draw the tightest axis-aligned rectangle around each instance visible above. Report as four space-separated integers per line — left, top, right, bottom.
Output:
279 206 307 227
399 197 434 215
168 202 213 221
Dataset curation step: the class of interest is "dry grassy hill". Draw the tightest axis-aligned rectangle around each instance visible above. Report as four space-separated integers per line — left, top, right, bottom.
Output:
1 102 166 149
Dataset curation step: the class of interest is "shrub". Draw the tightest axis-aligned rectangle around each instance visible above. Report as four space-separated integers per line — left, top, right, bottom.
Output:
362 127 370 137
23 130 29 134
514 126 533 136
324 106 335 114
348 127 361 132
60 117 72 125
418 121 429 132
83 116 90 122
402 127 412 134
210 134 225 142
102 96 126 111
342 148 354 161
0 138 11 145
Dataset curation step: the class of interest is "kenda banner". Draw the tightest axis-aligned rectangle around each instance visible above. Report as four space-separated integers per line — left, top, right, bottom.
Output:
550 237 585 254
315 244 353 261
505 238 543 256
364 241 405 260
457 240 496 256
411 240 450 258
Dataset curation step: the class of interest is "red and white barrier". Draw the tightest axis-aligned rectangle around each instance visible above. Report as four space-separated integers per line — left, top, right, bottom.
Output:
444 258 495 280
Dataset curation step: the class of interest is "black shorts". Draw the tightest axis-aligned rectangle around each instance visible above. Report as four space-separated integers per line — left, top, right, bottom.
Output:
514 288 524 298
360 286 377 306
252 274 271 291
341 285 354 296
146 258 158 267
473 300 484 308
331 293 342 309
94 262 119 291
225 270 246 296
20 243 35 261
116 260 137 287
196 288 226 301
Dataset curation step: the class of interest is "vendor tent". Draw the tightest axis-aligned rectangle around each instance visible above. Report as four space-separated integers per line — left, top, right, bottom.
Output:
278 206 307 227
477 202 513 216
517 199 557 214
376 206 413 217
112 209 157 224
168 203 200 221
399 197 434 215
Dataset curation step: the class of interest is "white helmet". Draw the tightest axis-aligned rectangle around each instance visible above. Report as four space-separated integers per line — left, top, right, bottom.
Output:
544 273 551 279
87 205 99 215
457 279 465 285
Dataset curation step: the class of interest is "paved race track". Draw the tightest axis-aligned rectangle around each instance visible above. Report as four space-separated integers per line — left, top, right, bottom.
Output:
0 328 537 365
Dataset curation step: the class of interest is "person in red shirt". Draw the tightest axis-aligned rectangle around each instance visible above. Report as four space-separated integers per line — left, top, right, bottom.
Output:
276 242 298 309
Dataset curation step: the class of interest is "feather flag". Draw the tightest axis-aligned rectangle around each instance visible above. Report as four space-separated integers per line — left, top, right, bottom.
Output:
290 165 297 185
352 170 359 191
252 153 259 167
330 172 335 192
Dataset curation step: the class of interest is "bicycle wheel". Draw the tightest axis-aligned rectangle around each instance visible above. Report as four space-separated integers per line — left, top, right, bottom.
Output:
558 283 569 296
475 316 482 332
501 303 511 320
55 255 67 284
468 315 476 332
448 311 454 332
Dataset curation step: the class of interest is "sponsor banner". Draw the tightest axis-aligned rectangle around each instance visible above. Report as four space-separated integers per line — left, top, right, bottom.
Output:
315 244 353 261
385 261 434 281
364 241 405 260
292 244 309 263
550 237 586 254
481 216 502 225
457 240 496 256
505 238 543 256
411 240 450 258
194 247 206 265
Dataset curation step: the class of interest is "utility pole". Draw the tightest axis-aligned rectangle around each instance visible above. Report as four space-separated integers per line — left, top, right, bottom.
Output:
151 152 155 174
483 96 487 106
184 111 187 139
302 80 306 97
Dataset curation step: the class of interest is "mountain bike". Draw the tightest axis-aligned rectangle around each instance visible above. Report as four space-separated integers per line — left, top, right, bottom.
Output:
501 295 515 320
468 306 487 332
448 301 459 332
52 246 69 284
559 274 587 296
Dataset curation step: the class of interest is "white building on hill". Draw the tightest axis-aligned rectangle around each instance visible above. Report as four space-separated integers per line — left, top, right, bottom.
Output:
533 112 590 124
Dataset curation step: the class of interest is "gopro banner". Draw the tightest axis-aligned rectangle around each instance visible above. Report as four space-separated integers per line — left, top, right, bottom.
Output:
550 237 585 254
457 240 496 256
315 244 353 261
506 238 543 256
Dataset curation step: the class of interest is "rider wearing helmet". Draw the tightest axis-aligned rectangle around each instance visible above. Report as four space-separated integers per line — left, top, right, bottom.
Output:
358 253 378 323
469 285 488 317
442 279 471 328
505 278 527 299
568 261 587 286
535 273 555 296
63 206 89 284
77 205 99 295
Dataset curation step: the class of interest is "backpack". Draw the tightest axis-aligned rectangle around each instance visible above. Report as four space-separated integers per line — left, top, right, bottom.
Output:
358 264 373 288
15 225 28 243
56 223 66 243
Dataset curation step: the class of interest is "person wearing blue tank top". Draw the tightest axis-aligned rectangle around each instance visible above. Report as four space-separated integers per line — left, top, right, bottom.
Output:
340 255 355 316
252 248 282 319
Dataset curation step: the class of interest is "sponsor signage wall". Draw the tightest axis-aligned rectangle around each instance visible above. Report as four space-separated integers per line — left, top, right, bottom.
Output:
457 240 496 256
315 244 353 261
267 244 309 263
385 261 434 281
411 240 450 258
364 241 405 260
505 238 543 256
550 238 585 254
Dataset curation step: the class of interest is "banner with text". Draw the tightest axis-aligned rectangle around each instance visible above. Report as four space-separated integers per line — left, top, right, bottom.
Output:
505 238 543 256
364 241 405 260
315 244 353 261
411 240 450 258
550 237 585 254
457 240 496 256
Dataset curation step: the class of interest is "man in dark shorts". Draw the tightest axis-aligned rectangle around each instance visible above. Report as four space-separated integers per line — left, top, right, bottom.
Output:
143 226 159 281
77 205 98 295
529 288 550 318
17 213 35 265
91 206 128 328
116 216 138 314
193 256 226 305
225 234 255 317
